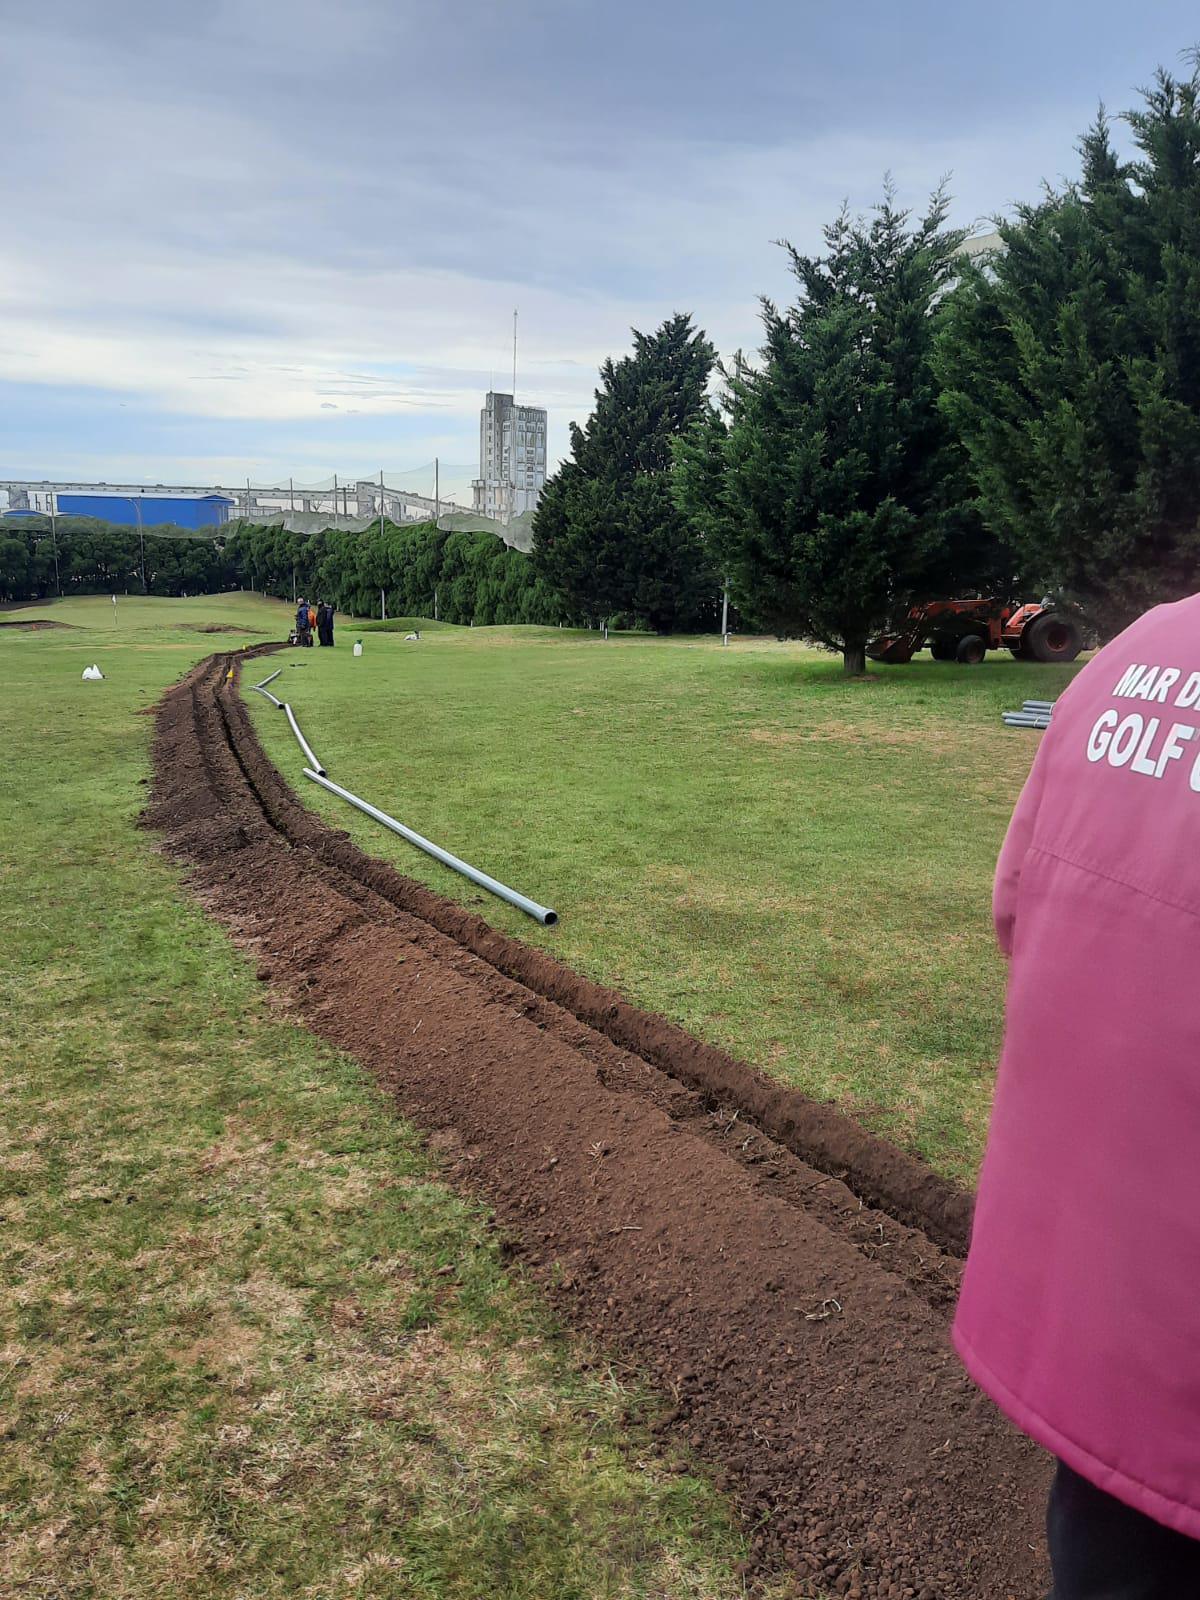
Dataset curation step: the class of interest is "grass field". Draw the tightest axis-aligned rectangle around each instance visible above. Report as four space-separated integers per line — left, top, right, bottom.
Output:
1 595 786 1600
246 616 1082 1183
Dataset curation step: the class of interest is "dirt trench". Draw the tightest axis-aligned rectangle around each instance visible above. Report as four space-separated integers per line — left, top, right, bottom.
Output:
143 648 1050 1599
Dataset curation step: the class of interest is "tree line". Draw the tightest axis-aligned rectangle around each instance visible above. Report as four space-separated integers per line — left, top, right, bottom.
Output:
533 59 1200 669
0 512 566 627
0 518 240 604
223 520 565 625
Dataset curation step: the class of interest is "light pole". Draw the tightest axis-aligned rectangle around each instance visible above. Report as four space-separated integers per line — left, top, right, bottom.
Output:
47 500 62 597
114 495 146 592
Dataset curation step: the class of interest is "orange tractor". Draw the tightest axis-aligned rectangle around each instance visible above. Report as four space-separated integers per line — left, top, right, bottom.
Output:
867 598 1084 666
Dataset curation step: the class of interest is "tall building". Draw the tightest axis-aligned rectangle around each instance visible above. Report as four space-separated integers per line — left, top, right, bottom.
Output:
471 391 547 523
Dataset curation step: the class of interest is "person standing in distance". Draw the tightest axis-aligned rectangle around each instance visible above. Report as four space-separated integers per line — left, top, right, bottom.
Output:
955 597 1200 1598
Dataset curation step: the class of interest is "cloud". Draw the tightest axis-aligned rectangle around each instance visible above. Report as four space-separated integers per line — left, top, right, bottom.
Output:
1 0 1196 482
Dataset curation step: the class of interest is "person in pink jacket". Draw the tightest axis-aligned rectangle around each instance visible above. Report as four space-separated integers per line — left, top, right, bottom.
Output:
955 597 1200 1597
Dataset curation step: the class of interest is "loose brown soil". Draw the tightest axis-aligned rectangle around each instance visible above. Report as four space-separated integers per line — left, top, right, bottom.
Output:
143 648 1050 1598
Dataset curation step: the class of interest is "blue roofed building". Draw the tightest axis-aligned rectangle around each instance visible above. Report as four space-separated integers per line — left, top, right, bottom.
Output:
53 492 234 528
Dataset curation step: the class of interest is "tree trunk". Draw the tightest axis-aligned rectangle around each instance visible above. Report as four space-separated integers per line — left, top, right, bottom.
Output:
843 640 867 676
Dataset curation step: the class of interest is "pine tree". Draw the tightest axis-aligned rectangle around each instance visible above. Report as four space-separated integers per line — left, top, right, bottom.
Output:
533 313 718 631
676 187 991 674
937 61 1200 637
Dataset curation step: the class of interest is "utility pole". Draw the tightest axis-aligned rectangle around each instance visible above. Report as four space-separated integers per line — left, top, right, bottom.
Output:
135 497 145 594
721 578 730 646
245 477 251 520
48 499 62 597
116 495 147 593
379 469 385 540
434 457 440 521
332 473 339 528
289 476 295 513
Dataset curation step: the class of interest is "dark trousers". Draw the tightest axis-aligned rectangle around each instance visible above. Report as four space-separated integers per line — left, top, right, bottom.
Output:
1048 1462 1200 1599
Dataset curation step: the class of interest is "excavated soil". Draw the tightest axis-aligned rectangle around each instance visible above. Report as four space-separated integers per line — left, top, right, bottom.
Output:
143 647 1051 1598
0 618 75 630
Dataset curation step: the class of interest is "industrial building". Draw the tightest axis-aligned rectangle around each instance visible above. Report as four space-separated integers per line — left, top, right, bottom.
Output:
1 478 464 528
471 391 547 523
7 486 234 528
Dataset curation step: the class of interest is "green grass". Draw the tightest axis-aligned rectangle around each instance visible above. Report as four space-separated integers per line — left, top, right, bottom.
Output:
361 616 457 633
0 594 784 1600
245 618 1082 1183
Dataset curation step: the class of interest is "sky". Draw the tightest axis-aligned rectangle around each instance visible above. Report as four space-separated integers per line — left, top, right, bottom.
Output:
1 0 1196 496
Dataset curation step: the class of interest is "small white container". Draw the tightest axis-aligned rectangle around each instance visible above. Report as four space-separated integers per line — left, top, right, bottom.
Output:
353 640 363 657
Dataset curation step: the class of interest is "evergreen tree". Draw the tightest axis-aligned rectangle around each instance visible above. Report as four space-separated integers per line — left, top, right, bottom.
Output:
676 186 991 674
533 313 718 631
937 61 1200 637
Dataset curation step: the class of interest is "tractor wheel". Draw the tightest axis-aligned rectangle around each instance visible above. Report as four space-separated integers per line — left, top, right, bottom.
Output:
956 634 987 665
929 635 957 661
1022 613 1083 664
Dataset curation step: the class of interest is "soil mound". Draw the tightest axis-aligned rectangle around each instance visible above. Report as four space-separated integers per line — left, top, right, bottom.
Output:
0 618 75 630
142 647 1050 1598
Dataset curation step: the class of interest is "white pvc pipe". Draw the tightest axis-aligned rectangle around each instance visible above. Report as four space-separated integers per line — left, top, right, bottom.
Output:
252 685 284 709
285 705 326 776
303 767 558 926
253 668 283 690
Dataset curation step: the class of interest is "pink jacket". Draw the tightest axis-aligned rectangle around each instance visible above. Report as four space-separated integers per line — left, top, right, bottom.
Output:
955 596 1200 1539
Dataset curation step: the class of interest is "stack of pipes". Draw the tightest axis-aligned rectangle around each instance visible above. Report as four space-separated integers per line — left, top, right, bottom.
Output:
1002 698 1056 730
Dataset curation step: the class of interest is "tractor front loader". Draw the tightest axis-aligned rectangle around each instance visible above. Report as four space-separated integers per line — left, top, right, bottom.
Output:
867 598 1083 666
